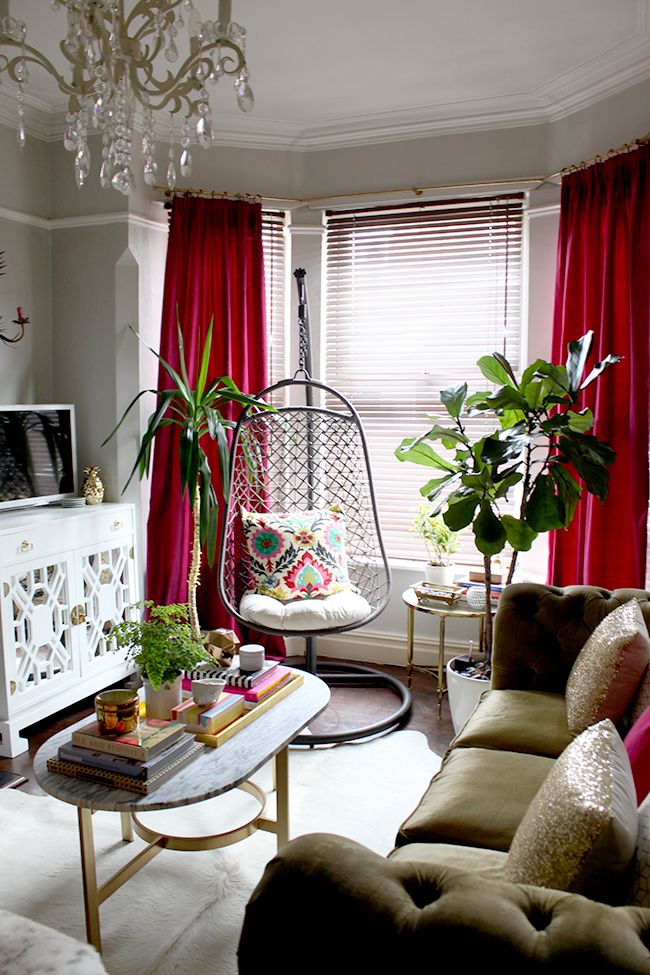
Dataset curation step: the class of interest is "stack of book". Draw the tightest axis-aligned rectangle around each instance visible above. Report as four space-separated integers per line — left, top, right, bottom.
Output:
46 717 204 794
171 692 246 733
222 661 296 709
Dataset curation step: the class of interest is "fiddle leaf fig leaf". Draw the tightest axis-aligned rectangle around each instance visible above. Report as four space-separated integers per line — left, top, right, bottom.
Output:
580 353 623 390
526 475 564 532
548 463 582 527
501 515 538 551
443 494 479 531
566 331 594 394
472 502 507 556
440 383 468 418
566 407 594 434
419 472 459 500
395 439 457 471
478 355 513 387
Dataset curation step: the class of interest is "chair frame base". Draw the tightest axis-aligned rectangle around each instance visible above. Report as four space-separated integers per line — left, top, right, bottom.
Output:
286 641 412 745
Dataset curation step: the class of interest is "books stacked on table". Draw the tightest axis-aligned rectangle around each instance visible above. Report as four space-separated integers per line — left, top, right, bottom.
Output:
172 692 246 733
46 718 204 795
222 661 296 709
194 668 305 748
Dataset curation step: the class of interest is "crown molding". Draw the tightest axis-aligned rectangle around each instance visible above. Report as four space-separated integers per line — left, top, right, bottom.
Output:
0 204 167 233
1 11 649 152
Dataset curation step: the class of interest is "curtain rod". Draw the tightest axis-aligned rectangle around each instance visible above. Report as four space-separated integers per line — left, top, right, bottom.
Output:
545 129 650 181
154 128 650 206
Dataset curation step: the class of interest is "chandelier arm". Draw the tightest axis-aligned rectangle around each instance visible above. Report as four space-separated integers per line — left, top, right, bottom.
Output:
0 41 80 98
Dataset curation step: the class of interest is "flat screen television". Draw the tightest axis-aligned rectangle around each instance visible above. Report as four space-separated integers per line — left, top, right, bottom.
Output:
0 405 77 511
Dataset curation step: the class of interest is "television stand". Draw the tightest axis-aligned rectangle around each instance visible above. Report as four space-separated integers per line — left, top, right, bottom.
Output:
0 503 138 756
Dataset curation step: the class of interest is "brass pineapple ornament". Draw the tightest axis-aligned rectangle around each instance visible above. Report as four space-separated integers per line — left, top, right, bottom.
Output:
81 466 105 505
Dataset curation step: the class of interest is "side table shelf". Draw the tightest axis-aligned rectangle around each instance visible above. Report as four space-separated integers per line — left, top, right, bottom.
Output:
0 503 139 756
402 587 486 718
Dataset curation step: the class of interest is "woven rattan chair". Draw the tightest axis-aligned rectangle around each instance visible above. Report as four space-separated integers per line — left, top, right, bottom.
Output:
217 376 411 744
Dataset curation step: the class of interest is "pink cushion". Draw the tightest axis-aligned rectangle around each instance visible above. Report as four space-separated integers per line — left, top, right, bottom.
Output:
625 704 650 804
565 599 650 736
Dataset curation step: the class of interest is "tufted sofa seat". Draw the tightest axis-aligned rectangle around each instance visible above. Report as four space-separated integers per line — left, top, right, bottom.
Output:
238 584 650 973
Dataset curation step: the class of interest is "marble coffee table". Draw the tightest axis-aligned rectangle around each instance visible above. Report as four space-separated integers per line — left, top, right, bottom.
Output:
34 671 330 953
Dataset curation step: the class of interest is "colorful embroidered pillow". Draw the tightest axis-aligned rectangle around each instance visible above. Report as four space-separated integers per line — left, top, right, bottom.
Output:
241 508 351 602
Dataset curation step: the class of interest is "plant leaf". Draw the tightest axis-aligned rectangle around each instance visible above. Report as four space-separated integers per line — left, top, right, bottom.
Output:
395 439 457 471
472 501 507 556
525 475 564 531
565 331 594 394
580 353 623 390
501 514 538 551
477 355 513 387
443 494 479 531
440 383 467 418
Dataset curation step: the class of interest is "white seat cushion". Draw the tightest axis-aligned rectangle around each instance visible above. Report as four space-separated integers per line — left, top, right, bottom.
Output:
240 590 372 631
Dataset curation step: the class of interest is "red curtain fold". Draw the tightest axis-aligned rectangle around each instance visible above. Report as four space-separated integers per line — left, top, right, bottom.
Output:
547 145 650 589
146 196 284 654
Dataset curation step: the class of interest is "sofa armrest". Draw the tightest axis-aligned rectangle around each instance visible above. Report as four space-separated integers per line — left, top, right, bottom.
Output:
491 583 650 692
238 834 650 974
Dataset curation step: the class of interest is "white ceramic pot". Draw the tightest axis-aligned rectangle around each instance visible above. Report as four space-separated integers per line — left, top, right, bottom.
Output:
425 563 456 586
446 657 489 735
143 674 183 720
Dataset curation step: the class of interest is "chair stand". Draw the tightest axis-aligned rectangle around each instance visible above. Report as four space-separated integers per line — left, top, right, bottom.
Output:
287 637 412 746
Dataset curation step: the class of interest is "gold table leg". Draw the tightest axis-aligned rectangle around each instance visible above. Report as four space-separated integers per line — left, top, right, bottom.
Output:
406 605 414 689
438 615 446 719
78 808 101 953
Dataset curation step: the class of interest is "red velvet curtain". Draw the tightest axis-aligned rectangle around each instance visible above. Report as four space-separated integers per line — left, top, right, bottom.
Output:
547 145 650 589
146 196 283 652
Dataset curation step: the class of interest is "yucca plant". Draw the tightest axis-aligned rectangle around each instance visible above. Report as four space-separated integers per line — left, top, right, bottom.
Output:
104 316 264 639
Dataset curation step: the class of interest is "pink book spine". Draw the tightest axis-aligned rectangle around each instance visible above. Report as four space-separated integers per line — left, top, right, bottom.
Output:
225 666 291 701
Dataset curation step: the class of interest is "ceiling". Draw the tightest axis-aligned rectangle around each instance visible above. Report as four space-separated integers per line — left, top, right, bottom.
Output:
4 0 650 148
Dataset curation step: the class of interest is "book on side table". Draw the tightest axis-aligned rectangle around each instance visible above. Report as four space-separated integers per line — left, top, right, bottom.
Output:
70 717 186 760
46 740 204 794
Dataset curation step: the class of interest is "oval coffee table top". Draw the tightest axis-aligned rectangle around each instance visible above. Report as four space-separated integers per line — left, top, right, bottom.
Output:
34 671 330 813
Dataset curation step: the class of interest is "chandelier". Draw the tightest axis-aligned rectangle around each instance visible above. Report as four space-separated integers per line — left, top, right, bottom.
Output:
0 1 254 194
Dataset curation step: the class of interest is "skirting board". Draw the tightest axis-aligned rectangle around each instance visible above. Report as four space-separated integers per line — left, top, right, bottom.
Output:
283 628 471 669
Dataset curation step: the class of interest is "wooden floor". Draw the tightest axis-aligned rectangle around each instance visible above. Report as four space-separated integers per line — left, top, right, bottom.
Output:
0 660 454 797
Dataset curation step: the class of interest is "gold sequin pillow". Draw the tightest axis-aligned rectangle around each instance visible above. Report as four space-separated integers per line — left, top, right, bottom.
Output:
505 719 638 901
565 599 650 737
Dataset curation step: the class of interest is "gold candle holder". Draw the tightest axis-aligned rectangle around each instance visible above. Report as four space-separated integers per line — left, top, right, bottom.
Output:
94 689 139 737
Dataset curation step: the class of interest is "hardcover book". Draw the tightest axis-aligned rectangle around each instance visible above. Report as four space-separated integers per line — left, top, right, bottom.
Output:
223 658 279 689
183 695 246 735
224 666 292 702
58 733 197 779
196 672 304 747
46 742 205 795
70 717 186 761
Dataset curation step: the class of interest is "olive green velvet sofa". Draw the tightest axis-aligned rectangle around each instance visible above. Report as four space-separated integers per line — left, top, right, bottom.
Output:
238 584 650 974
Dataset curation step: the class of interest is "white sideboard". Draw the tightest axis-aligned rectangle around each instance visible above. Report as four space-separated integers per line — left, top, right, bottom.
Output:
0 503 139 757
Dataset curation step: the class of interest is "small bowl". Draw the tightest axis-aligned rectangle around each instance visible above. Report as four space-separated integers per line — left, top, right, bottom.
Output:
191 678 226 706
239 645 265 673
95 689 139 737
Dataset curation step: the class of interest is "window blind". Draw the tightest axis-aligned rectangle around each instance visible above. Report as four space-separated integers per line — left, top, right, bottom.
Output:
261 210 286 394
324 195 524 565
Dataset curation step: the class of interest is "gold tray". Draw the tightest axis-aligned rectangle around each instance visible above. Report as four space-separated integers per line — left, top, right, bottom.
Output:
412 582 462 605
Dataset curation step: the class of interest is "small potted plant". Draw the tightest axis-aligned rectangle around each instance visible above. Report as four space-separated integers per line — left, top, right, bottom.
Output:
112 602 208 719
412 503 461 585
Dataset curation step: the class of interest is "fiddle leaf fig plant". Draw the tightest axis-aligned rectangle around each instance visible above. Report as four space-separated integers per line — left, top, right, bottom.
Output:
395 331 621 664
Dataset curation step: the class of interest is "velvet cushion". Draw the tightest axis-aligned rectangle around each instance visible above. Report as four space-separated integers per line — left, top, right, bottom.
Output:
239 590 371 631
565 599 650 736
624 703 650 805
241 507 350 601
452 689 572 758
505 719 638 903
396 746 555 852
388 841 508 883
627 789 650 907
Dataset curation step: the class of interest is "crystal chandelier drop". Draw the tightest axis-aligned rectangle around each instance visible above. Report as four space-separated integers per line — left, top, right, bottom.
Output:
0 1 254 195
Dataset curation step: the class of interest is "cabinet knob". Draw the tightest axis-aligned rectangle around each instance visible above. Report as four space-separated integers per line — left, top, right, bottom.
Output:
112 520 124 531
20 540 33 552
71 605 86 626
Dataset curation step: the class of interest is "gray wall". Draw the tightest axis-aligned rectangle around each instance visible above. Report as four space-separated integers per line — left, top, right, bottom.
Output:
1 73 649 664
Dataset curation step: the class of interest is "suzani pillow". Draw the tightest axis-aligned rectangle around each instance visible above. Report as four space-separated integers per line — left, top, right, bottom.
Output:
241 507 351 602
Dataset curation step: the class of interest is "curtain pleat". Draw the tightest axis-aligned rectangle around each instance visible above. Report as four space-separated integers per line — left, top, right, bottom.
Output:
548 146 650 588
146 196 284 653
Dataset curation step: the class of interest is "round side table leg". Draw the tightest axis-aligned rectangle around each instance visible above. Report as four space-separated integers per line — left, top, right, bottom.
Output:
406 605 414 690
437 616 446 719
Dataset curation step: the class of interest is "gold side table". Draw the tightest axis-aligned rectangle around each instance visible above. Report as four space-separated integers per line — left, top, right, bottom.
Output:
403 587 486 718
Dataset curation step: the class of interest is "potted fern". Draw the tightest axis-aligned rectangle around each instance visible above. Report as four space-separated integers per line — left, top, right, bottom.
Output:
112 602 208 719
412 503 461 585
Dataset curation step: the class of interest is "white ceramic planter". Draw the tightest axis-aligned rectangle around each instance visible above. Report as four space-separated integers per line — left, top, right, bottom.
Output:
446 657 489 735
425 563 456 586
143 674 183 720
